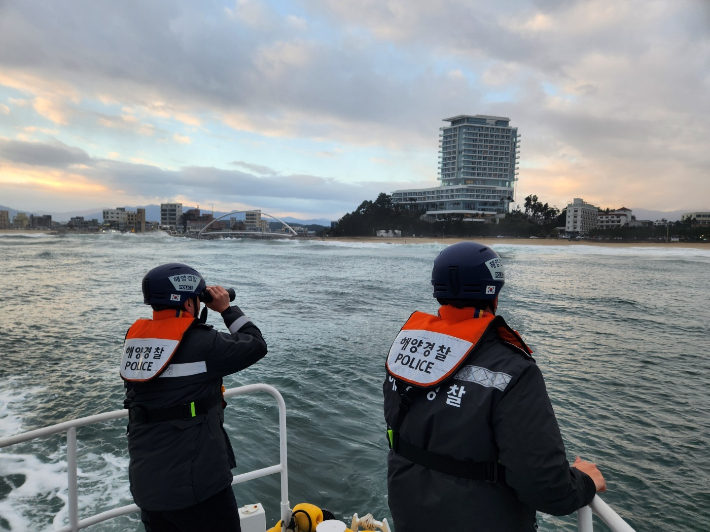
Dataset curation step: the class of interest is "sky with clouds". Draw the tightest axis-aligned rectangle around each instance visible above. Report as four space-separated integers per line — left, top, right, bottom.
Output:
0 0 708 220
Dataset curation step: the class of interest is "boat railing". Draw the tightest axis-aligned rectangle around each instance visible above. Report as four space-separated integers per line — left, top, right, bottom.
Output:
578 496 636 532
0 383 635 531
0 383 290 532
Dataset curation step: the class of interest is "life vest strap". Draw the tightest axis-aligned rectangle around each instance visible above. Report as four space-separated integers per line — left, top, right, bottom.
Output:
393 437 506 483
128 393 222 423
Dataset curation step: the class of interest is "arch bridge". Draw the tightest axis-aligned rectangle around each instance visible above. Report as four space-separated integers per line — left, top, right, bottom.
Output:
197 211 298 238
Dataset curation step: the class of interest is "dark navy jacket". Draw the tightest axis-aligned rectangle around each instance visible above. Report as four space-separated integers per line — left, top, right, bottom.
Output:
124 305 267 511
384 307 595 531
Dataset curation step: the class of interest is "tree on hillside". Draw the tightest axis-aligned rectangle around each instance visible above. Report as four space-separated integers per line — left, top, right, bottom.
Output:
523 194 559 225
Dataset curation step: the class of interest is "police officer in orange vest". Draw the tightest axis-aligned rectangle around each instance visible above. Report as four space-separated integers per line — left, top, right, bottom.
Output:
122 263 267 532
384 242 606 531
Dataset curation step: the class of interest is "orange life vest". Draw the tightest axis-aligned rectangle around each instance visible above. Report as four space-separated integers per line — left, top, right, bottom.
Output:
120 309 196 382
386 306 532 388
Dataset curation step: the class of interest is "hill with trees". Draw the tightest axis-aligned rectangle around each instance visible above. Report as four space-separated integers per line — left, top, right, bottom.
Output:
330 193 564 238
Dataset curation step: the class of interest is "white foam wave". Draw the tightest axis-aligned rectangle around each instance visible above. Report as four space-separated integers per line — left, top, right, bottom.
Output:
0 379 45 438
0 379 134 531
288 239 448 251
490 243 710 260
0 232 52 239
0 452 67 532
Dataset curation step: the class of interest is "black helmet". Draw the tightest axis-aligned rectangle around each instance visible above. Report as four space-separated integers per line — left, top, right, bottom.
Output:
431 242 505 300
142 263 206 307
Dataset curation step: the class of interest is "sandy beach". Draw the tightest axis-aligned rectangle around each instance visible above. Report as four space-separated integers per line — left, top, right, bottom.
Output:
327 236 710 249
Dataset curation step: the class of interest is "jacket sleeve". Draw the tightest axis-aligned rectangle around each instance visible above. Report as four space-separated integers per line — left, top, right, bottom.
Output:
204 305 267 376
492 364 596 516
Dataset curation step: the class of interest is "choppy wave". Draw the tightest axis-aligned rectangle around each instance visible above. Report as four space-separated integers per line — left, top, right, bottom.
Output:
0 233 53 239
1 236 708 531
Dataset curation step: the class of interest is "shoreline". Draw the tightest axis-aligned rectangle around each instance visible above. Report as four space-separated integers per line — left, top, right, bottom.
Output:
326 236 710 249
2 230 708 250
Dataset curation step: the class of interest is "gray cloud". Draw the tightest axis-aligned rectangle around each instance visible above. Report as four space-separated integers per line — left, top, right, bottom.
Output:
0 0 709 209
0 139 91 167
0 138 422 211
230 160 278 175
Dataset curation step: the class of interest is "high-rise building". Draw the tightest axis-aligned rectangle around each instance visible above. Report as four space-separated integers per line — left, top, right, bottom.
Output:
392 115 520 220
0 210 9 229
565 198 598 234
160 203 183 228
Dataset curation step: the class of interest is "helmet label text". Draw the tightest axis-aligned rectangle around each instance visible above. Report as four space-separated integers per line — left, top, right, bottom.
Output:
168 274 202 292
484 258 505 281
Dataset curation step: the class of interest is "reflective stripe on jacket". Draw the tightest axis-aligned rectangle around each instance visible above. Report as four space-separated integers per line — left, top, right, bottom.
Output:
384 305 595 532
124 305 267 511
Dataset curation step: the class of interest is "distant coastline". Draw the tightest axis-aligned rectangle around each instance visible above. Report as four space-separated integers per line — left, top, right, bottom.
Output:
326 236 710 249
2 230 708 249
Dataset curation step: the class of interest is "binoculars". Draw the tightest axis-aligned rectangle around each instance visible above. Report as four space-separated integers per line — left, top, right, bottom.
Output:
199 288 236 303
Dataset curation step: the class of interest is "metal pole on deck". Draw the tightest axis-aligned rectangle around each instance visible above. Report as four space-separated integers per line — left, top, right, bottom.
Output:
276 388 290 527
577 505 593 532
67 427 79 532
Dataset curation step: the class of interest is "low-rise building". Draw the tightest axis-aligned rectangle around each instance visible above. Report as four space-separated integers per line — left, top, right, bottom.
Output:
653 219 672 227
135 208 146 233
68 217 100 231
376 229 402 237
681 211 710 226
30 214 52 229
161 203 183 228
103 208 128 229
245 210 268 232
597 207 632 229
182 208 215 232
0 210 9 229
13 213 29 229
565 198 598 235
104 207 148 231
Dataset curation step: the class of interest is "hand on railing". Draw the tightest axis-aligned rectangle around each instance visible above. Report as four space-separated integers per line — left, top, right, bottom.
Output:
572 456 607 492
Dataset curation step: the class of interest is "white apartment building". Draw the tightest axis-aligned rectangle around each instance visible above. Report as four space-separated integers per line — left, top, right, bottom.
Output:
597 208 633 229
681 212 710 226
391 115 520 221
565 198 598 234
160 203 183 228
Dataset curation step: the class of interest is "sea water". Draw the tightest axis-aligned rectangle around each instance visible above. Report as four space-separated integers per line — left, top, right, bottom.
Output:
0 233 709 531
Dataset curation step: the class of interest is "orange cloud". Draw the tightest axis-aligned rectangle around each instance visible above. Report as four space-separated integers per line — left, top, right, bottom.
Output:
0 163 107 194
0 70 80 125
173 133 191 145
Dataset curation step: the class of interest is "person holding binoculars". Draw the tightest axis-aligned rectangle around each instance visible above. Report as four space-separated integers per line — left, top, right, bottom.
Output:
120 263 267 532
